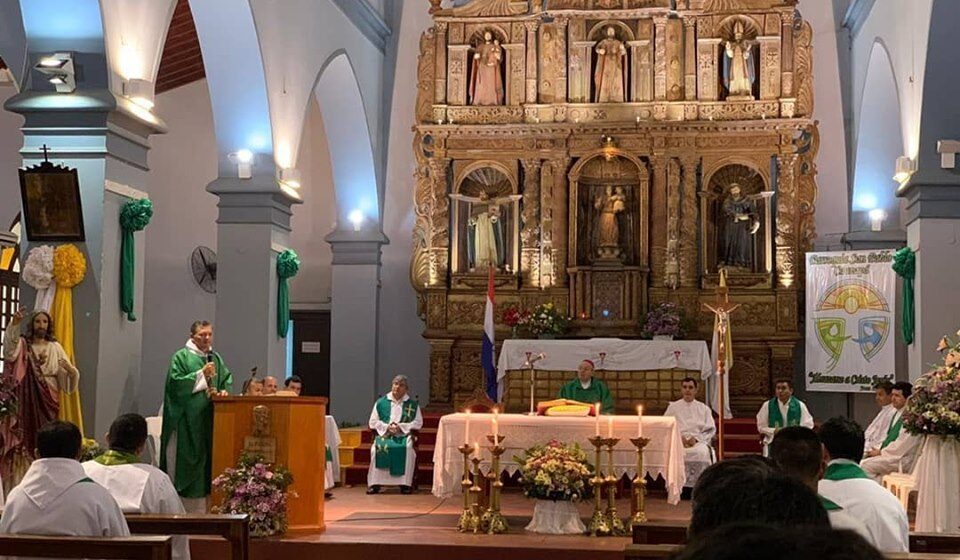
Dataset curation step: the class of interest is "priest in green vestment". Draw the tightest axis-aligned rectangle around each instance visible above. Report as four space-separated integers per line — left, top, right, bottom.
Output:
755 378 813 454
861 381 921 482
558 360 615 414
367 375 423 494
159 320 232 512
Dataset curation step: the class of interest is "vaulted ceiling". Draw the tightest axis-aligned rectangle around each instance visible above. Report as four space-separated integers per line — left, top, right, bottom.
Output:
156 0 204 93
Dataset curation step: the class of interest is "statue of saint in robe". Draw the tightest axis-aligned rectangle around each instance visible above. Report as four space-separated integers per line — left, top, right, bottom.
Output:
719 184 760 269
450 191 522 271
594 186 627 259
723 21 755 99
594 26 627 103
470 31 504 106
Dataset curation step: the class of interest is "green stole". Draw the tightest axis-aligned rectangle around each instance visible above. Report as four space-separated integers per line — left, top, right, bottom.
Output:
94 449 141 466
373 396 419 477
881 411 904 449
823 461 871 481
767 397 801 428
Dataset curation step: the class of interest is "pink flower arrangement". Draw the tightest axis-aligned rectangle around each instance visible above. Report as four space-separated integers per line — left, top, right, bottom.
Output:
903 331 960 438
213 453 295 537
514 439 593 501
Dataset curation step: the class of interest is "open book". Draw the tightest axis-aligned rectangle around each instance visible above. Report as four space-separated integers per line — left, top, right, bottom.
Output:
536 399 597 417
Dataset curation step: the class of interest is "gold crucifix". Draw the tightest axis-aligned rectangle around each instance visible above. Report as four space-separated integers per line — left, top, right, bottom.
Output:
702 268 740 460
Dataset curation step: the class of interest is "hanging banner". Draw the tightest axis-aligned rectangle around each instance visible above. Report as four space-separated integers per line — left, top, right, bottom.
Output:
805 250 896 393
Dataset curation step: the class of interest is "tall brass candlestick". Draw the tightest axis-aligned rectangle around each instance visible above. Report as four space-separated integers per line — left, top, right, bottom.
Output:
482 434 509 534
457 443 477 532
603 437 626 536
469 455 484 533
586 435 610 536
629 436 651 525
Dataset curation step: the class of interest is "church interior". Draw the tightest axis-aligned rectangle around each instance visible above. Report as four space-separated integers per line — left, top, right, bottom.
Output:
1 0 960 559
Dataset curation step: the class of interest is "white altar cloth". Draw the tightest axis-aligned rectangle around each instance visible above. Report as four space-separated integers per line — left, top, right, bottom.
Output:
497 338 712 388
431 413 687 505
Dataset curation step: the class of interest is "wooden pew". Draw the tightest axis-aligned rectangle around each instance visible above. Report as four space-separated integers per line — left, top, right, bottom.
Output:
0 534 172 560
909 533 960 554
632 521 688 545
124 513 249 560
626 544 960 560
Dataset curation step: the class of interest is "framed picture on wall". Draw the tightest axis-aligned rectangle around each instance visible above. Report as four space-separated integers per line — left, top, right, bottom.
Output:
18 159 85 242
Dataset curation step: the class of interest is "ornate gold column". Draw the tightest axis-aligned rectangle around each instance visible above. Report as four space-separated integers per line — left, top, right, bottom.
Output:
665 158 681 289
683 18 697 101
428 157 451 284
780 11 794 97
649 155 668 286
521 158 542 287
556 16 569 103
435 22 448 104
429 338 454 408
654 17 667 101
665 19 683 101
679 156 700 287
547 157 570 288
775 153 798 289
524 20 540 104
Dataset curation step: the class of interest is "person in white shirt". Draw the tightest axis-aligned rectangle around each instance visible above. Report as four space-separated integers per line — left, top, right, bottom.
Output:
664 377 716 489
769 426 872 544
367 375 423 495
863 381 896 455
817 416 909 553
756 378 814 454
861 381 922 481
0 421 129 540
83 414 189 560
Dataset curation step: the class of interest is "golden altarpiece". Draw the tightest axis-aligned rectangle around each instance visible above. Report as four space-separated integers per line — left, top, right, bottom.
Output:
411 0 818 416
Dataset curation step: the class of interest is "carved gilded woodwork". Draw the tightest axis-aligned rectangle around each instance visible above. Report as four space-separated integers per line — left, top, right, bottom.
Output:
413 0 817 415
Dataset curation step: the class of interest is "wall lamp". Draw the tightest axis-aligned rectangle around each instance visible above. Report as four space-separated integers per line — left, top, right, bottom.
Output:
938 140 960 169
893 156 915 184
229 149 254 179
35 52 76 93
868 209 886 232
348 209 364 232
122 78 155 110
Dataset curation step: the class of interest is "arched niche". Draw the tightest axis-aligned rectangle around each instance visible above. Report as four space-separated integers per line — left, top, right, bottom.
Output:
716 15 762 101
450 161 520 276
701 163 773 278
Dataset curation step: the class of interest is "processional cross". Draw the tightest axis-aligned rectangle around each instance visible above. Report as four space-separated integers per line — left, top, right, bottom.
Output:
702 268 740 460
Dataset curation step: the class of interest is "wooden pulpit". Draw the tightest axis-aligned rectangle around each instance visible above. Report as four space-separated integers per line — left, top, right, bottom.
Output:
211 396 328 532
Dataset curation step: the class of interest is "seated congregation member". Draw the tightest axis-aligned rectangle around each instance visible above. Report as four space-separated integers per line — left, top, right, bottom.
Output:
83 413 189 560
755 378 813 454
817 416 908 553
262 376 279 396
769 427 871 543
241 377 264 396
672 524 884 560
367 375 423 495
284 375 303 396
558 359 614 414
0 421 129 538
861 381 921 481
664 377 716 489
863 380 896 455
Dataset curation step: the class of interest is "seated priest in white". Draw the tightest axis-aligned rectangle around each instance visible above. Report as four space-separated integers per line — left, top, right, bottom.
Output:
863 381 896 455
83 413 190 560
756 378 814 455
861 381 922 481
818 417 908 553
367 375 423 495
664 377 716 488
0 421 130 539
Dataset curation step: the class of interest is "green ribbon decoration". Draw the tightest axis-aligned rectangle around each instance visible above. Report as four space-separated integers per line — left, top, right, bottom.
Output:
892 247 915 345
119 199 153 321
276 249 300 338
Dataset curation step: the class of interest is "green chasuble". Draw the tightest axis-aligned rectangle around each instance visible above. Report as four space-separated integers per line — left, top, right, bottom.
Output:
159 346 232 498
767 396 801 428
881 412 904 449
373 396 419 477
558 378 615 415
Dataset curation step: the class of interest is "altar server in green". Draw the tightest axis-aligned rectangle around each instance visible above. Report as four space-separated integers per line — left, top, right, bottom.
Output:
367 375 423 494
558 359 615 414
160 320 232 512
756 378 813 455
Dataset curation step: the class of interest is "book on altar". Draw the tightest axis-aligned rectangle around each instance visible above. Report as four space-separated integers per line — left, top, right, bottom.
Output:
536 399 596 416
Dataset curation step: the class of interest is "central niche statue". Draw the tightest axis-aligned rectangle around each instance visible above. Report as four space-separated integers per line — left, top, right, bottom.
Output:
723 21 755 99
594 185 627 260
594 26 627 103
450 191 521 271
470 31 504 106
719 184 762 269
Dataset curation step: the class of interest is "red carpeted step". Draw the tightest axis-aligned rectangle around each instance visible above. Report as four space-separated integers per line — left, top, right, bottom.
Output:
360 427 437 445
722 434 763 453
720 418 760 435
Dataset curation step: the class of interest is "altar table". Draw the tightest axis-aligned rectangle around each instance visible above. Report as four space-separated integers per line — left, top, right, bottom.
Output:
431 413 687 505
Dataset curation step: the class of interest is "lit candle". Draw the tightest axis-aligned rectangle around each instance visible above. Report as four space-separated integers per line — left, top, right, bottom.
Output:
607 415 614 438
465 409 471 444
474 442 479 456
637 405 644 437
595 402 601 436
492 407 499 439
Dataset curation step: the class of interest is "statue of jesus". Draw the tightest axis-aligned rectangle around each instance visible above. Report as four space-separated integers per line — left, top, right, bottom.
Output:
594 186 627 259
450 191 522 271
594 26 627 103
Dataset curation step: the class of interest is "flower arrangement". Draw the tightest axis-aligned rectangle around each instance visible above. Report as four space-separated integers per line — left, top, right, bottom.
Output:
640 302 687 339
514 440 592 502
213 453 295 537
903 331 960 438
0 372 17 420
502 305 529 329
80 439 104 462
521 302 569 336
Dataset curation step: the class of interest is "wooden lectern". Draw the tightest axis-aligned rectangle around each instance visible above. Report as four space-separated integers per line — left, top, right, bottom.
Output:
211 396 328 532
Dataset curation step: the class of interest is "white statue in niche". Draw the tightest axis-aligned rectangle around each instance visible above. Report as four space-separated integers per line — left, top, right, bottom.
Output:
594 26 627 103
450 191 521 271
723 21 755 99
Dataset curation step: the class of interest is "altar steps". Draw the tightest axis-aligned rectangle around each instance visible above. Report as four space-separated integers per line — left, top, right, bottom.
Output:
718 417 762 456
339 412 444 487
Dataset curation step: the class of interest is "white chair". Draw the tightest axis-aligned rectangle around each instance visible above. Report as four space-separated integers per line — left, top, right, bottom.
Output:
882 463 916 512
145 416 163 467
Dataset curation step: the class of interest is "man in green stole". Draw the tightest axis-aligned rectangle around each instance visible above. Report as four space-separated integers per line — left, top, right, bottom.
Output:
159 321 233 512
769 426 872 542
367 375 423 494
558 360 615 414
755 378 813 455
861 381 921 482
818 417 908 552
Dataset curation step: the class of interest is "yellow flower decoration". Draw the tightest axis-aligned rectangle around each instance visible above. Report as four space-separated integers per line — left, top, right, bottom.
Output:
53 244 87 288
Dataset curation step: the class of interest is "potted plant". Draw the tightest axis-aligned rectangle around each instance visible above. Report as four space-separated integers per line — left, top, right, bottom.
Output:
522 302 569 339
640 302 686 340
515 440 592 534
213 453 295 537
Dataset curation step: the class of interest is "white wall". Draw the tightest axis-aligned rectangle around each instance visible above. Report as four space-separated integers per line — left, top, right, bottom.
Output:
0 85 23 229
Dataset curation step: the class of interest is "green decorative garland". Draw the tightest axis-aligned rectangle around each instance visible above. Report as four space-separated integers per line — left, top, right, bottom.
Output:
892 247 915 345
119 199 153 321
276 249 300 338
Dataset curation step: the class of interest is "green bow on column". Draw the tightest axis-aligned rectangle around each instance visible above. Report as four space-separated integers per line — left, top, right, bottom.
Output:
892 247 915 345
119 199 153 321
277 249 300 338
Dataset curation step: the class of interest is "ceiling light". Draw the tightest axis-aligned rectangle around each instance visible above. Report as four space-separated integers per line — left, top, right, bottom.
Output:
34 52 76 93
349 210 364 232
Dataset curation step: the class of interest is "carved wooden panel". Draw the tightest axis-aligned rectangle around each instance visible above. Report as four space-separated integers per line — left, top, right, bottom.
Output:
758 37 781 100
666 19 684 101
447 45 469 106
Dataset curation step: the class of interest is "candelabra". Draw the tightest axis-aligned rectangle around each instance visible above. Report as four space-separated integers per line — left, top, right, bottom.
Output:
629 437 651 526
469 454 485 533
604 437 626 536
481 434 509 534
457 443 477 532
586 435 610 536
